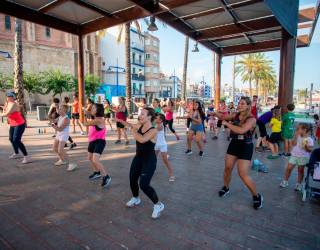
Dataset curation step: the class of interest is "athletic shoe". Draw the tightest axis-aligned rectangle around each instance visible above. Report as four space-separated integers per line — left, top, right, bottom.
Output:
101 175 111 188
176 135 180 141
258 164 268 173
267 154 280 159
152 202 165 219
185 149 192 155
80 131 85 135
52 135 56 138
67 163 77 171
115 140 121 144
54 160 67 166
218 186 230 197
169 176 176 182
212 136 218 140
89 171 101 180
126 197 141 207
9 153 22 159
21 156 31 164
253 194 263 209
199 151 204 157
125 140 130 145
280 180 289 188
263 146 271 152
64 143 68 148
255 147 263 153
69 143 77 149
285 153 291 157
295 183 302 191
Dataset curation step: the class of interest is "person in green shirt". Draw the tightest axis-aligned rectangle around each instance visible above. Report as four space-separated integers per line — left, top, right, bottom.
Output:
281 104 295 156
152 98 162 114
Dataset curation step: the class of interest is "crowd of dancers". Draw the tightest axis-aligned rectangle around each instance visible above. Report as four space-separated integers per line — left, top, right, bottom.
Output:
1 91 320 218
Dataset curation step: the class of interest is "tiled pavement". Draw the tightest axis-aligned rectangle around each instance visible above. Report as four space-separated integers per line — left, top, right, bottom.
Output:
0 119 319 250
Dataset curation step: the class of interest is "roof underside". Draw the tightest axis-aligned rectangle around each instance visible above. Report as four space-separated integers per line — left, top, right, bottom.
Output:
0 0 319 56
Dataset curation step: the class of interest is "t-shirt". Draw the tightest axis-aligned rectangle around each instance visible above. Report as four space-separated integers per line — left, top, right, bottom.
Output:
282 112 295 132
270 118 281 133
258 111 272 124
291 136 314 158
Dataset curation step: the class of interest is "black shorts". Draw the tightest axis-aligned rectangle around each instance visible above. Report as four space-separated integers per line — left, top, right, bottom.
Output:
104 113 111 119
217 120 227 128
116 122 125 129
72 113 79 119
257 120 267 137
227 139 254 160
88 139 106 154
268 132 282 144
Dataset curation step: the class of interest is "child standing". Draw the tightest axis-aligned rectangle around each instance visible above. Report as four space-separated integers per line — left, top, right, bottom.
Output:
267 108 282 159
282 104 295 156
155 113 175 181
314 114 320 145
280 123 313 191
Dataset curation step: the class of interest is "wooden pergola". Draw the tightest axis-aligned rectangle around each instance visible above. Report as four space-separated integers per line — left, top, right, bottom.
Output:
1 0 319 112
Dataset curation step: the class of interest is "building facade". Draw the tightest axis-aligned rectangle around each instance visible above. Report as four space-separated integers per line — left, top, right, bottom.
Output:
159 73 181 99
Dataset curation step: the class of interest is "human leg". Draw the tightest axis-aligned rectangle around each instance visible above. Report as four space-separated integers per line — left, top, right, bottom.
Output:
237 160 257 196
129 156 142 198
12 124 28 156
223 154 237 188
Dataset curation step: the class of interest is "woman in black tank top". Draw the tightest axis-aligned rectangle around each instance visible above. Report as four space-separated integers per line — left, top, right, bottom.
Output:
212 97 263 210
116 107 165 219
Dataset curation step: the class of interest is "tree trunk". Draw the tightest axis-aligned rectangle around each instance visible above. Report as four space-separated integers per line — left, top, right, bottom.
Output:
256 79 259 96
249 77 252 97
124 23 132 117
182 36 189 101
14 18 25 116
232 56 236 102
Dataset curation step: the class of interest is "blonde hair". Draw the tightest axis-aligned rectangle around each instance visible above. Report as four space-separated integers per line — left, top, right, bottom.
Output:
272 108 281 120
239 96 253 125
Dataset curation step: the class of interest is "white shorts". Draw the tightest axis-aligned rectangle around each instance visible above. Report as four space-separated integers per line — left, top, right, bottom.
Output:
56 133 69 142
155 144 167 153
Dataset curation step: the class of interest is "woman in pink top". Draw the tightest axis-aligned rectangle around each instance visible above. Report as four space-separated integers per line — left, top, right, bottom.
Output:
0 92 30 164
81 103 111 188
163 100 179 140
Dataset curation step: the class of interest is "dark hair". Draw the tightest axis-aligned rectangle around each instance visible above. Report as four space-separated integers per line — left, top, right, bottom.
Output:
105 99 110 105
64 96 70 103
240 96 252 106
299 123 312 133
287 103 295 111
194 101 206 120
314 114 319 120
53 98 60 104
144 107 156 122
87 98 94 104
153 98 160 104
94 103 104 117
253 95 258 98
140 98 146 104
74 93 78 98
156 113 165 122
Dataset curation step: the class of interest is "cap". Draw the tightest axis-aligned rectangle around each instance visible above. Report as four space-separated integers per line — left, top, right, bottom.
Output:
6 91 16 98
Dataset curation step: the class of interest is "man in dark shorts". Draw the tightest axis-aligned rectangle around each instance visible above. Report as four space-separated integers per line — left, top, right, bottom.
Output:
255 105 280 152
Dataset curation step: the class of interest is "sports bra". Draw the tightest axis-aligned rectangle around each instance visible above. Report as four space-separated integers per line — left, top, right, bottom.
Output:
136 126 155 156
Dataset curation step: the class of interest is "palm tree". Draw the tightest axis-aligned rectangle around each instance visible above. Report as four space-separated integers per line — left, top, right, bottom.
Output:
260 69 277 103
182 36 189 101
13 18 25 115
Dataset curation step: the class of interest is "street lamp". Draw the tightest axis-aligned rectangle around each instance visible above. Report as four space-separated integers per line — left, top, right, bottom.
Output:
192 42 199 52
147 16 158 31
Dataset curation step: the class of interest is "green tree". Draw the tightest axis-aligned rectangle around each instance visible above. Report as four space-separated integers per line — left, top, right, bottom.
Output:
0 73 13 90
43 70 73 98
84 74 101 97
23 72 45 112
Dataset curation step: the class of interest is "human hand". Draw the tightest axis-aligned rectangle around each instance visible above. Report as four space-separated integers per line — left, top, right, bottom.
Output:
222 120 228 126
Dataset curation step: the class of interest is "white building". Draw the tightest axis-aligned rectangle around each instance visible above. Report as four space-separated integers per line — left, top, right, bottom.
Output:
159 73 181 99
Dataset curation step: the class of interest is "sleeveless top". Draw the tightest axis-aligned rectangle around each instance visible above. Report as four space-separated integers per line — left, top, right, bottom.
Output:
191 111 201 125
72 101 79 113
165 111 173 121
251 104 258 119
136 126 155 156
156 126 166 146
116 106 127 121
88 123 106 142
104 105 110 114
56 115 69 138
8 111 25 127
230 113 255 143
154 107 162 114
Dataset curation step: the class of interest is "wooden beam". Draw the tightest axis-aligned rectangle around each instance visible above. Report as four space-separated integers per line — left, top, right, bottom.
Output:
298 23 313 29
214 53 222 109
80 6 148 34
160 0 202 9
297 34 309 46
77 35 85 122
308 0 320 44
38 0 69 13
299 7 316 22
197 16 280 41
69 0 112 17
0 0 80 35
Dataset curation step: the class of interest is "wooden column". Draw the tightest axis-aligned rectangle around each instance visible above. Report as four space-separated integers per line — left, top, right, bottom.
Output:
214 52 222 109
278 30 296 108
77 34 85 122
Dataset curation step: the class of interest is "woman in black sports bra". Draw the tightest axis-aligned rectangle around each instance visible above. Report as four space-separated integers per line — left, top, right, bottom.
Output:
211 97 263 210
116 107 165 219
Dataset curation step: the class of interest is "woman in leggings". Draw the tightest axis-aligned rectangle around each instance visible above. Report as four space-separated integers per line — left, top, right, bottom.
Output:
212 97 263 209
0 92 30 164
163 100 179 140
117 107 164 219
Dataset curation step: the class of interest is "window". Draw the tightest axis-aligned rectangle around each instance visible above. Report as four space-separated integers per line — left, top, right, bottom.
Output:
153 54 158 61
133 83 137 95
139 84 142 94
145 67 150 73
145 39 150 45
45 27 51 38
5 16 11 30
139 55 142 64
145 53 150 60
132 67 136 74
132 52 136 63
152 40 158 46
153 67 158 73
87 35 91 50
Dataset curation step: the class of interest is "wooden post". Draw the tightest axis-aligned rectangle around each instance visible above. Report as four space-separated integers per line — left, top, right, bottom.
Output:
214 52 221 110
278 30 296 108
78 34 85 122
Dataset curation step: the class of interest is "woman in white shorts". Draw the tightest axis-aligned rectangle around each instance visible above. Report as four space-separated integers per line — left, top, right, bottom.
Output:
155 113 175 181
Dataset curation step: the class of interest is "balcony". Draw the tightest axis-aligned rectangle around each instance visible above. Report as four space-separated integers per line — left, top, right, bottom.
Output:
132 73 145 81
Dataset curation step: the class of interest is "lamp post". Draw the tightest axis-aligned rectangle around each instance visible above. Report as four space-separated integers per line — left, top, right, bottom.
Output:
108 58 125 97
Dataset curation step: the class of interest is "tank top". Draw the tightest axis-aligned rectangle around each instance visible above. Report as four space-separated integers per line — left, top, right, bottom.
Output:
88 124 106 142
115 106 127 121
8 111 25 127
230 113 255 142
251 104 257 119
165 111 173 121
104 106 110 114
154 107 161 113
56 115 69 138
191 111 201 125
72 101 79 113
156 126 166 146
136 126 155 156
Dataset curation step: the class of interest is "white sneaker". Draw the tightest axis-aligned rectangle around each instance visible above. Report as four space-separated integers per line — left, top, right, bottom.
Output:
152 202 164 219
21 156 31 164
126 197 141 207
280 180 289 188
80 131 85 135
9 153 22 159
54 160 67 166
295 183 302 191
169 176 176 182
67 163 77 171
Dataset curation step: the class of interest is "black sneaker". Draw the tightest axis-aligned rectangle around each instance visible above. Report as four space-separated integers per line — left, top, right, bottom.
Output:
101 175 111 188
285 153 291 157
185 149 192 155
227 136 230 141
114 140 121 144
218 186 230 197
89 171 101 180
69 143 77 149
125 140 130 145
199 151 204 157
64 143 68 148
212 136 218 140
253 193 263 209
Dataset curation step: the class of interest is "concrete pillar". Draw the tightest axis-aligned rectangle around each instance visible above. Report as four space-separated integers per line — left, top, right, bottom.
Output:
77 34 85 122
214 52 222 109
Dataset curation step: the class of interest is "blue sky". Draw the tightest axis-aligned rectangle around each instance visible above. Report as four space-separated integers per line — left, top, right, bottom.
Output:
142 0 320 91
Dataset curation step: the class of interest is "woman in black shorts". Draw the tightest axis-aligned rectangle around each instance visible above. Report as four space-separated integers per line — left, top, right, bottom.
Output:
117 108 164 219
213 96 263 209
